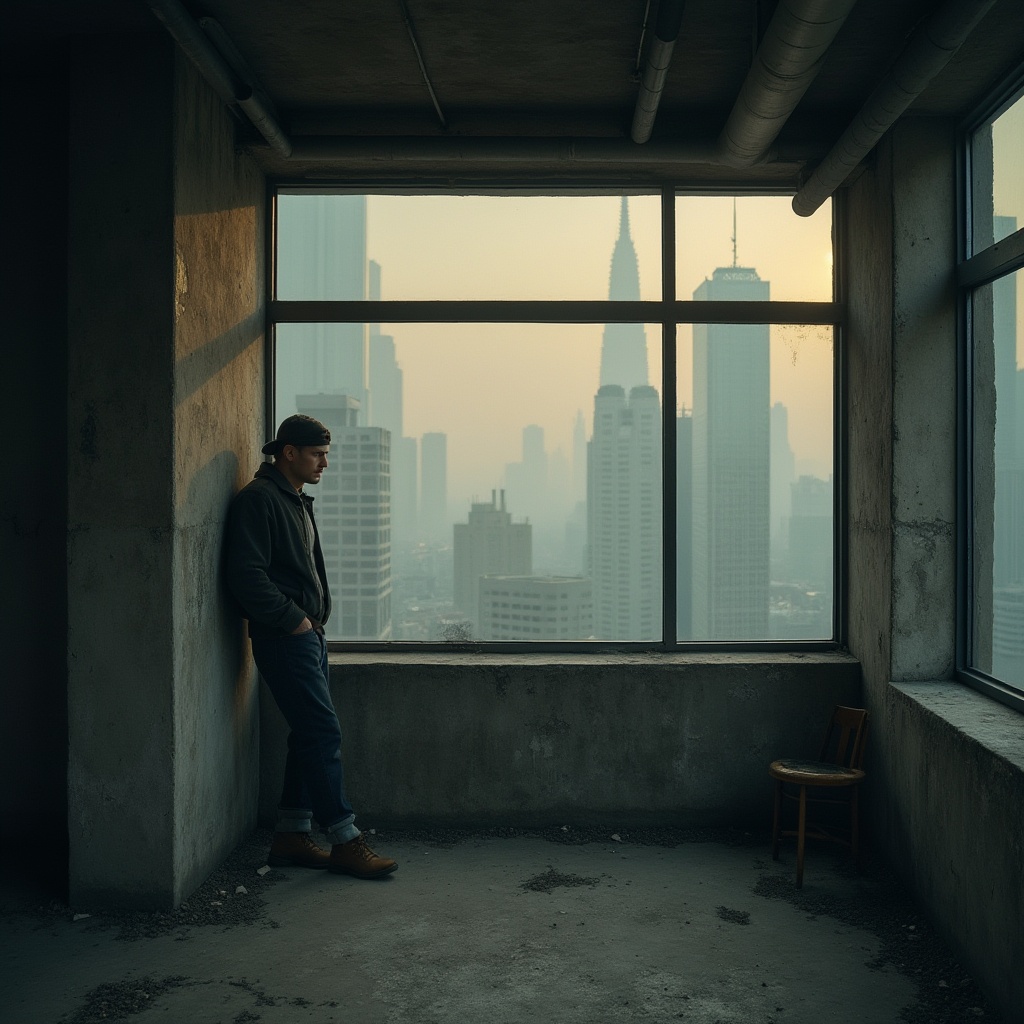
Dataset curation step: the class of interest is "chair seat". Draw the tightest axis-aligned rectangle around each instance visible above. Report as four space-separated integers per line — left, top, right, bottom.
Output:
769 759 865 786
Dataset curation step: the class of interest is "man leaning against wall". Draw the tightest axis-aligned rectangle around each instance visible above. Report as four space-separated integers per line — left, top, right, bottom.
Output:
225 414 397 879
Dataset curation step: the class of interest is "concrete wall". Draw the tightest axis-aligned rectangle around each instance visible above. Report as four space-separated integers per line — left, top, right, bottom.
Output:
171 54 265 902
845 119 1024 1022
260 654 861 828
0 66 71 883
67 38 264 909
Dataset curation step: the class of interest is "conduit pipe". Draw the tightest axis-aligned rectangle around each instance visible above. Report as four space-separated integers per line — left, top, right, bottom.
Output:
793 0 997 215
631 0 687 144
717 0 858 167
146 0 293 157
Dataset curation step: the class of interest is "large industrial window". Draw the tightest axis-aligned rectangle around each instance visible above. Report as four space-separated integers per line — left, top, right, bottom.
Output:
961 78 1024 708
269 190 837 646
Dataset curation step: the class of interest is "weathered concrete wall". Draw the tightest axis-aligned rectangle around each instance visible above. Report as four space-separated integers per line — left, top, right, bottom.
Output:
171 55 264 903
885 683 1024 1020
67 38 178 906
845 119 1024 1022
260 654 862 827
889 121 958 682
67 38 264 909
0 68 70 883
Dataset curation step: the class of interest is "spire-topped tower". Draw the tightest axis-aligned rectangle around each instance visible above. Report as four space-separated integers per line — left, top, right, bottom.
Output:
598 197 649 392
732 197 738 268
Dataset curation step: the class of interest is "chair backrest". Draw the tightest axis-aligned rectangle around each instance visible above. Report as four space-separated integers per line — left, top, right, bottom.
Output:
817 705 870 770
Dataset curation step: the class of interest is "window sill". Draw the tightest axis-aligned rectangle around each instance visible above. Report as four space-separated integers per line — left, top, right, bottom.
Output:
890 680 1024 772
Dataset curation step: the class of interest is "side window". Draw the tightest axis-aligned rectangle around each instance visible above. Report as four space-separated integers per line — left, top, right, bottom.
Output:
962 86 1024 705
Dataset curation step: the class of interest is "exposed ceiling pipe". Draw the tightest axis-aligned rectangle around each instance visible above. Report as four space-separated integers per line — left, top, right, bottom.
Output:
717 0 859 168
396 0 448 130
631 0 687 144
146 0 293 157
793 0 997 216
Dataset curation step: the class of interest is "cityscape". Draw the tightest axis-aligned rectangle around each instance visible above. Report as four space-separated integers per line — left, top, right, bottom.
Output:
274 193 837 643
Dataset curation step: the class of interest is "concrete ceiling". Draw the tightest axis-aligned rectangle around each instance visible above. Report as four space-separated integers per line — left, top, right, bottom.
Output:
11 0 1024 186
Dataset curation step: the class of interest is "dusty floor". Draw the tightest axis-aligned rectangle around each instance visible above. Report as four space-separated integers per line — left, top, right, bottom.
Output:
0 827 1002 1024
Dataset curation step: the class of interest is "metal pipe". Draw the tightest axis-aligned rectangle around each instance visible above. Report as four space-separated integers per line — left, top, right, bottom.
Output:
397 0 447 130
793 0 997 216
718 0 858 168
146 0 293 157
631 0 687 144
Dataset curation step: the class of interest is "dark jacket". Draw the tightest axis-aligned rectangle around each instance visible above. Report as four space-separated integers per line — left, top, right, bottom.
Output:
225 462 331 637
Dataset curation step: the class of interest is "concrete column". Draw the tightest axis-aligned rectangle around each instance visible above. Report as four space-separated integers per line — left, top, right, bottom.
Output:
68 38 264 909
888 119 958 680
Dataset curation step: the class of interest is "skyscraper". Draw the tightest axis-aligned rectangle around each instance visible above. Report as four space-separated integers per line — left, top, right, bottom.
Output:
420 432 448 545
770 401 796 575
587 196 661 640
367 260 417 563
676 409 693 641
691 266 771 639
992 214 1024 683
453 490 532 632
599 198 649 393
296 393 392 640
588 384 662 639
275 194 369 420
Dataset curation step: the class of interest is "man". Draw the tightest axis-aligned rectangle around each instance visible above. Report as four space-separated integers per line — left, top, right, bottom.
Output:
226 414 397 879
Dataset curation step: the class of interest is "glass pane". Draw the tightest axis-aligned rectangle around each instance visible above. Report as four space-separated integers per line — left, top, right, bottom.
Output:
971 91 1024 254
676 195 833 302
275 322 662 642
971 271 1024 690
677 324 834 641
276 192 661 301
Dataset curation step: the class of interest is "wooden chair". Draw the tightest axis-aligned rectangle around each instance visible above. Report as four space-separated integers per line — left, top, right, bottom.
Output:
769 705 869 888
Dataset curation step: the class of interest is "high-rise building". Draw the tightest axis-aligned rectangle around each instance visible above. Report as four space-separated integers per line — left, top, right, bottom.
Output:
420 432 448 545
992 214 1023 683
367 260 417 563
587 197 662 640
296 392 392 640
275 195 369 420
504 424 548 526
676 409 693 641
478 575 592 640
598 198 649 393
788 475 833 591
691 266 771 639
770 401 796 575
588 385 662 639
453 490 532 631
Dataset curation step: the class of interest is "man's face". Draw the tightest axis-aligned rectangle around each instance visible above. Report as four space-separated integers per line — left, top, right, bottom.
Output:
282 444 329 488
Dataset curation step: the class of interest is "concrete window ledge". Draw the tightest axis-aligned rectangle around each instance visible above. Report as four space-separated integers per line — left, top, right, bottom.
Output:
327 650 860 669
890 680 1024 774
886 680 1024 1024
260 650 863 828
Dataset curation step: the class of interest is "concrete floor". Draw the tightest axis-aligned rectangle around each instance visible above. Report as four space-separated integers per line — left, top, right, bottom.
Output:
0 828 1001 1024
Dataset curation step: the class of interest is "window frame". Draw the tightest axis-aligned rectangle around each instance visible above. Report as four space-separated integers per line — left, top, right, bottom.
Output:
267 184 843 653
957 63 1024 713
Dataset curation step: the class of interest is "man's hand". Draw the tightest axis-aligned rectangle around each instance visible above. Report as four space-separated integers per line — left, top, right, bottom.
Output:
291 617 313 634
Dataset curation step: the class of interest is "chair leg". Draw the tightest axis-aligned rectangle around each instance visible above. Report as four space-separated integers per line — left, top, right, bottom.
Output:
771 781 782 861
850 785 860 867
796 785 807 889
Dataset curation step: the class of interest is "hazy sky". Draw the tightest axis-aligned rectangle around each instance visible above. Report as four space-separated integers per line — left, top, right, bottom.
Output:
364 194 835 504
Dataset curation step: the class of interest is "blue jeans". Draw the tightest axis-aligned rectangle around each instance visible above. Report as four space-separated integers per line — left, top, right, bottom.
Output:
250 629 359 844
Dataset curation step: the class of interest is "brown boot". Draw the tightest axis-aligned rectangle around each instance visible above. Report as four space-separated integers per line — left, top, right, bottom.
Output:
268 831 330 869
329 834 398 879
